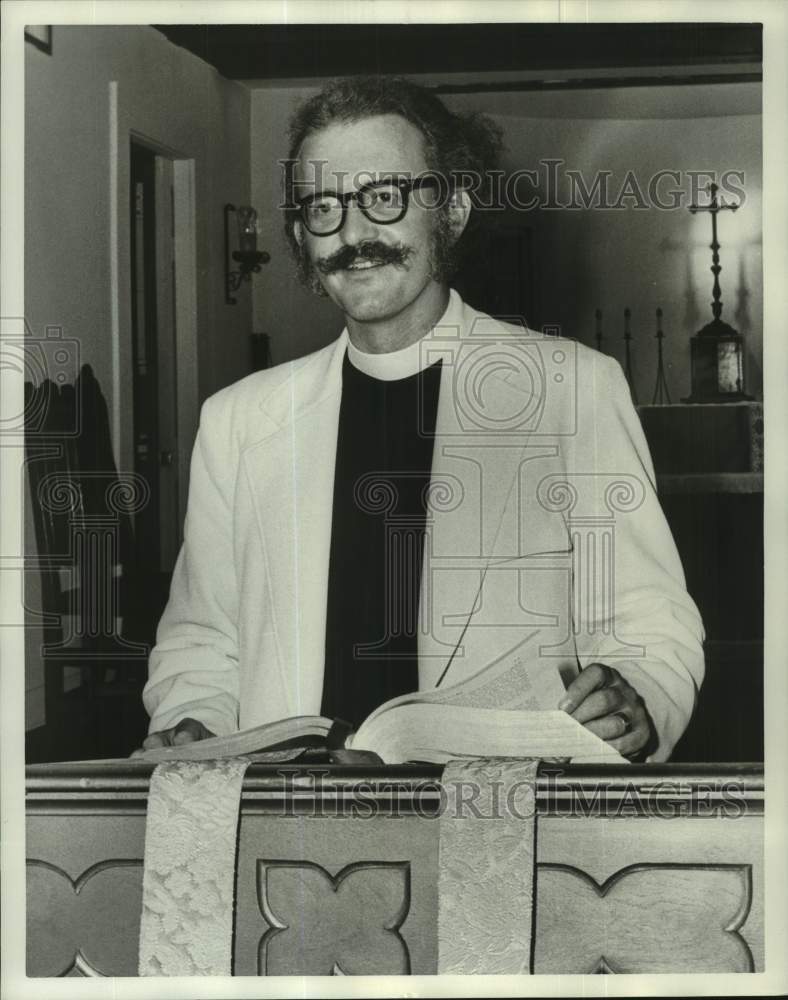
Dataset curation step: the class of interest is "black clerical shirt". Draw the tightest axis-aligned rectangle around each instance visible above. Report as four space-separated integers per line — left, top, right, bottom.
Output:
321 350 443 730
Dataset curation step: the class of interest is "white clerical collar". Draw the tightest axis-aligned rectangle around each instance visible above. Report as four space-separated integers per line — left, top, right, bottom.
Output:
346 289 462 381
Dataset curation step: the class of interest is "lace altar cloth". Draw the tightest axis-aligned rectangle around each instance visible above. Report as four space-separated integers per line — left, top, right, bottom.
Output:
137 756 539 976
138 758 251 976
437 758 539 975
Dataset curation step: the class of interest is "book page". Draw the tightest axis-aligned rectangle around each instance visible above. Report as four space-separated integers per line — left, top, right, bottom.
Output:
59 747 307 768
67 716 335 764
433 650 571 711
360 645 573 735
354 704 627 764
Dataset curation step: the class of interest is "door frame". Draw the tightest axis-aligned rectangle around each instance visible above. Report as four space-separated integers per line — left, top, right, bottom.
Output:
109 82 198 544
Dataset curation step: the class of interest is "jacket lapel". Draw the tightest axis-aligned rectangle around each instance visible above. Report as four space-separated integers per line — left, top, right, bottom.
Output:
417 295 559 689
243 333 347 716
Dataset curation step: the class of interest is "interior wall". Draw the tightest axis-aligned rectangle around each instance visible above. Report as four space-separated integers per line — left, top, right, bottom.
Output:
249 85 343 364
250 81 762 406
468 105 763 405
24 26 252 730
25 25 253 408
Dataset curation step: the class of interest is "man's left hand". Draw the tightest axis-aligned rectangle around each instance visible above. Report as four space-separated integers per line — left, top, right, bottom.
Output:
558 663 655 758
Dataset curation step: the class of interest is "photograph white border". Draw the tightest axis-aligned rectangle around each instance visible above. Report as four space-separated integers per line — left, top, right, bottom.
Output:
2 1 786 998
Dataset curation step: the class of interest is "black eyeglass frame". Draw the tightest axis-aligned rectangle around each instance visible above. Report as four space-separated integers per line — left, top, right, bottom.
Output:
296 175 447 236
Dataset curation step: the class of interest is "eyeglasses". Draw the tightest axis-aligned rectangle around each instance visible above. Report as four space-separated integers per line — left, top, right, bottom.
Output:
297 176 442 236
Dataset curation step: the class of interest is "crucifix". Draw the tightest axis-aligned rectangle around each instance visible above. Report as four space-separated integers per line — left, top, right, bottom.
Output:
689 182 737 326
684 182 752 402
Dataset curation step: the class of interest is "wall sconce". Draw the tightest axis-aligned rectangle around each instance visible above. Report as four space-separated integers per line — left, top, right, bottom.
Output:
225 203 270 305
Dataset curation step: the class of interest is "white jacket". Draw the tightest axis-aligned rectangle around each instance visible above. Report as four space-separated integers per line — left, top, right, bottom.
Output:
144 290 704 761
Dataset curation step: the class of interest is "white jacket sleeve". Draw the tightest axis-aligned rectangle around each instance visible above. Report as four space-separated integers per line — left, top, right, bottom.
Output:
567 355 705 761
142 395 240 736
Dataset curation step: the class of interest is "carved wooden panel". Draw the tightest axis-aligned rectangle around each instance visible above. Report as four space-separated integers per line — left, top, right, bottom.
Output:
535 812 764 971
232 815 438 974
26 859 143 976
257 860 411 975
533 863 754 973
25 764 764 977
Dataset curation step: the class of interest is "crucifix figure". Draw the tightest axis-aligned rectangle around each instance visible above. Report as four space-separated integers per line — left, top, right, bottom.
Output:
689 182 737 325
684 182 752 402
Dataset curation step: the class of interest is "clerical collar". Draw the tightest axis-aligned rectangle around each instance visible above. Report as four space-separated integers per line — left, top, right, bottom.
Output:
345 289 461 381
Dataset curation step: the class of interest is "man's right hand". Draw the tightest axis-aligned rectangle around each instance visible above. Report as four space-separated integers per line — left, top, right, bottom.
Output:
133 717 215 755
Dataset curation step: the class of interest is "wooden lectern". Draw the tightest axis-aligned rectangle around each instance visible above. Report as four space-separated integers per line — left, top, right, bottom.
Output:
26 762 763 976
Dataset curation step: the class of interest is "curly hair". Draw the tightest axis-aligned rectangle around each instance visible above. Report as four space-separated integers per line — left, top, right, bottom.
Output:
282 75 503 290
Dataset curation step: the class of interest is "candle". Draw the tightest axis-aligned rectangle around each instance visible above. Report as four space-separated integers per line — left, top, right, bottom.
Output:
237 206 258 254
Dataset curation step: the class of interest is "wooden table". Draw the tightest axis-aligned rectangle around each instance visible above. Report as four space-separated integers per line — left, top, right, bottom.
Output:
26 762 764 977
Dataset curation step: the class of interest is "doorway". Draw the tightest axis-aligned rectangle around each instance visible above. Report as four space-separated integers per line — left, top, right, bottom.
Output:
128 141 180 644
453 211 536 326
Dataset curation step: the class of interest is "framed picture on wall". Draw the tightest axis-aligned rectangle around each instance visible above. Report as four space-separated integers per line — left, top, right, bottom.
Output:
25 25 52 54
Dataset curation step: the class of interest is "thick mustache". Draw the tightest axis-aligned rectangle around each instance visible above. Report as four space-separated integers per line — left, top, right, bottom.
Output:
316 241 414 275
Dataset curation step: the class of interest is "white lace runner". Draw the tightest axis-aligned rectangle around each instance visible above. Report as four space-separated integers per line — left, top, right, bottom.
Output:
138 758 251 976
437 758 540 974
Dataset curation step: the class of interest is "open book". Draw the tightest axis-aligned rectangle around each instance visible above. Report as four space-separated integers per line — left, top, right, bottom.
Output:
136 650 628 766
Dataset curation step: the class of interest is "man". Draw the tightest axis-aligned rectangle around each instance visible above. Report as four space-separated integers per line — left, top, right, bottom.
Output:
142 77 704 762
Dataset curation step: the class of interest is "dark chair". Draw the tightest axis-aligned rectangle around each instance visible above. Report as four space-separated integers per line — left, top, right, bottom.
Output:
25 365 150 761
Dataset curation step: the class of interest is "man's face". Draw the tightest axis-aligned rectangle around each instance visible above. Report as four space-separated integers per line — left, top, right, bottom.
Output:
292 114 451 324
